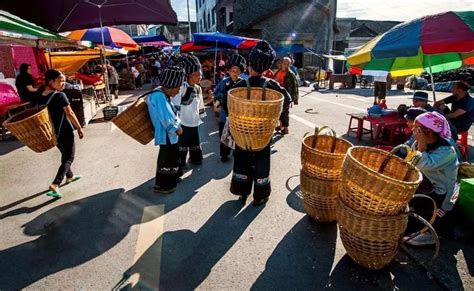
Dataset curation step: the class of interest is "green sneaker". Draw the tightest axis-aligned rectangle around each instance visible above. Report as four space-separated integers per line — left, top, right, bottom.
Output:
46 191 63 199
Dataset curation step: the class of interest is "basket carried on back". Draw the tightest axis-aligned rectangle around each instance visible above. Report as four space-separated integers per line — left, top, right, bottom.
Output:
112 93 154 145
337 198 408 269
3 106 57 152
301 127 353 180
340 146 422 216
228 82 283 151
300 170 340 222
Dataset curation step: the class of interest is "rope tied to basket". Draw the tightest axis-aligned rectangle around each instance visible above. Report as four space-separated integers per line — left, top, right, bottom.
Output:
309 126 337 152
378 144 422 181
245 78 268 100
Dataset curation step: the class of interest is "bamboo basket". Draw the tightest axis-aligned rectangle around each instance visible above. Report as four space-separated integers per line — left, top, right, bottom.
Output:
228 86 283 151
337 198 408 269
301 127 353 180
340 146 422 216
300 170 340 222
112 95 154 145
3 106 57 152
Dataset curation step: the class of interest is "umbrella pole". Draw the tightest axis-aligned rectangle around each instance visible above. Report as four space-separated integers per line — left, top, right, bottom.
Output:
213 40 218 85
99 7 112 105
48 48 53 69
428 55 436 103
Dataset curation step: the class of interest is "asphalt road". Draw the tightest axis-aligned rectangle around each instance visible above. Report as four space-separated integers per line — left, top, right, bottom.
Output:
1 86 471 290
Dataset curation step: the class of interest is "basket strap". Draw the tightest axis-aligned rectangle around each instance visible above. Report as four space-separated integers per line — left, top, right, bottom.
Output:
45 92 65 139
404 211 440 263
311 126 336 148
378 152 395 174
262 79 268 101
245 78 251 100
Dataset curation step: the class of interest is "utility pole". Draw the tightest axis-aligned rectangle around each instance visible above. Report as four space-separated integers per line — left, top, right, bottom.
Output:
187 0 192 41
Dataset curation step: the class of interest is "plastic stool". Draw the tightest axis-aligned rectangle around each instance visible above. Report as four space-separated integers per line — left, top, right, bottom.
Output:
458 131 469 161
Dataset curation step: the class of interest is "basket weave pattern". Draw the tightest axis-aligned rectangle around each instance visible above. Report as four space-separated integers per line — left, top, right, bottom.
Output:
340 146 421 216
301 135 353 180
300 170 340 222
337 198 408 269
228 87 283 151
3 106 57 153
112 98 154 145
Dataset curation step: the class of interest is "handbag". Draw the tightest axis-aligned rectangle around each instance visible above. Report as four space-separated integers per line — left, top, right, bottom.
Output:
220 118 235 149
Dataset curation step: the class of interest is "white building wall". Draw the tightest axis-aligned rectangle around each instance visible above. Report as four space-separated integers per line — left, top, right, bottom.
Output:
196 0 217 32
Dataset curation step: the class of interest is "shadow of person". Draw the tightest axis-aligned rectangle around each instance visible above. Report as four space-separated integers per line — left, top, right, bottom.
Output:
0 197 59 220
119 200 263 290
251 217 337 290
0 138 24 156
0 187 175 290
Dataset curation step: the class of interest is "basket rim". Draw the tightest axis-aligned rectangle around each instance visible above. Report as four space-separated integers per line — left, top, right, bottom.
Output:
302 135 353 157
2 105 48 127
347 146 422 185
228 87 284 104
337 198 408 221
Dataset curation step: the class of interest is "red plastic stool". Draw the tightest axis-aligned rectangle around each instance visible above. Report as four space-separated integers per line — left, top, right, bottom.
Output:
457 131 469 161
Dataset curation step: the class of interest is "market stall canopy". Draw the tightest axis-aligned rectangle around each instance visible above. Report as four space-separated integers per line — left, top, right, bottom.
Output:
132 35 171 47
191 32 260 50
347 11 474 77
0 0 178 32
0 10 79 48
45 48 120 74
274 44 306 55
67 26 139 50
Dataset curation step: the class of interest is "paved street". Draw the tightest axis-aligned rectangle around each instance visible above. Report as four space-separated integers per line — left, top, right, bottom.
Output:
1 86 472 290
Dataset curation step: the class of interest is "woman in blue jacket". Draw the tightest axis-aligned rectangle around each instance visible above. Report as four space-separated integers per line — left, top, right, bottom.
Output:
147 66 185 194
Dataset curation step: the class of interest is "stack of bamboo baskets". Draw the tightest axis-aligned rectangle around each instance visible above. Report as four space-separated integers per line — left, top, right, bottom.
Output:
300 127 353 222
337 146 423 269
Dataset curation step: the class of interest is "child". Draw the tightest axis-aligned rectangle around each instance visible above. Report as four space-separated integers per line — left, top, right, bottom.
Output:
147 66 185 194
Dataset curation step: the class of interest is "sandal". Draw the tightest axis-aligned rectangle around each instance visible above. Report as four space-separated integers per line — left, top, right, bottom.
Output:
65 175 82 185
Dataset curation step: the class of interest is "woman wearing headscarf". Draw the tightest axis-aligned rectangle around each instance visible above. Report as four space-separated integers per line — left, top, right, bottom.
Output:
230 41 292 205
15 63 38 102
405 111 459 246
274 56 299 134
173 54 206 170
213 53 247 162
147 66 185 194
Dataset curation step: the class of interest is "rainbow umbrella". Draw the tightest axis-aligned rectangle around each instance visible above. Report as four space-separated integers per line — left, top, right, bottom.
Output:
67 26 139 50
347 11 474 101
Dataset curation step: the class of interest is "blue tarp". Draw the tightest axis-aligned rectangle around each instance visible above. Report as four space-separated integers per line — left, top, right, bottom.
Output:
274 44 306 54
132 35 169 44
192 32 248 48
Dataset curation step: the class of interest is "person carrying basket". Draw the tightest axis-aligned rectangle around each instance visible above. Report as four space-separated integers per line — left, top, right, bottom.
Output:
230 41 292 205
147 66 186 194
33 69 85 198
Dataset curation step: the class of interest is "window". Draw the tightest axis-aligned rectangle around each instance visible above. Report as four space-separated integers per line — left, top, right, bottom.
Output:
204 13 207 30
212 8 216 26
229 12 234 23
208 12 211 29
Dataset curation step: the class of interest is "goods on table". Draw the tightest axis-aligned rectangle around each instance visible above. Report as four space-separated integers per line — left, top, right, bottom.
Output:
228 86 283 151
3 106 57 152
112 96 154 145
459 162 474 178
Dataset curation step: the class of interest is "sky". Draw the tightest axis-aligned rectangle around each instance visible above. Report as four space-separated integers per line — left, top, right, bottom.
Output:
170 0 472 22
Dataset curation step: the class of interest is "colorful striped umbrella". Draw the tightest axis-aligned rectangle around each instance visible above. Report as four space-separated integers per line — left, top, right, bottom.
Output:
67 26 139 50
348 11 474 77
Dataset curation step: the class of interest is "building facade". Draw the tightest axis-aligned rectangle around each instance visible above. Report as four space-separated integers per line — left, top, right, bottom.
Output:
195 0 217 32
115 24 149 36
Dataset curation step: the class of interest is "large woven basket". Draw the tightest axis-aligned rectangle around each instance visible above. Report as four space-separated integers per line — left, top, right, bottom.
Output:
301 127 353 180
3 106 57 153
340 146 422 216
112 96 154 145
300 170 340 222
228 86 283 151
337 198 408 269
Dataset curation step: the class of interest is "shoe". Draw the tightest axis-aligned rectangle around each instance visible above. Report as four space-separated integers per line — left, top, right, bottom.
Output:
153 185 176 194
239 195 248 203
221 156 229 163
281 127 289 135
253 197 269 206
65 175 81 185
404 232 435 246
275 126 282 131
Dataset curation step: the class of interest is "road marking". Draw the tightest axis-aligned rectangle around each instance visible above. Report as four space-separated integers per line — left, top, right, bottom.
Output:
289 114 316 128
128 205 165 289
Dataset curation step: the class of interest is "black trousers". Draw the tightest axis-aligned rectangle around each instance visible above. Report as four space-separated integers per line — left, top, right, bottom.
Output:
135 75 142 88
279 106 290 127
178 125 202 166
230 143 271 200
53 134 75 185
156 140 180 190
218 122 232 158
374 81 387 99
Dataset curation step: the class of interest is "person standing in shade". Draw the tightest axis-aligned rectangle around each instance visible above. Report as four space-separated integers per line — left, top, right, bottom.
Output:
373 74 388 104
147 66 185 194
230 41 292 205
214 54 247 162
274 57 299 134
33 69 85 197
106 61 119 99
15 63 38 102
173 54 206 170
